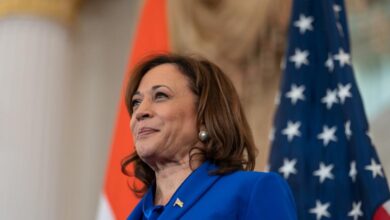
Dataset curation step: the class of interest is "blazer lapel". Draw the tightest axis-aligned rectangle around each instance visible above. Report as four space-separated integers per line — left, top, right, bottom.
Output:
158 161 221 220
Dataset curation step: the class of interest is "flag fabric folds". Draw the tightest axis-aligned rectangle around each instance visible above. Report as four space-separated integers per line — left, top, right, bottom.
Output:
97 0 169 219
268 0 390 219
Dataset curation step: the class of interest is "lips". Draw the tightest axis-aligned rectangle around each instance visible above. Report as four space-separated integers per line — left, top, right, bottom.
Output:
137 127 159 139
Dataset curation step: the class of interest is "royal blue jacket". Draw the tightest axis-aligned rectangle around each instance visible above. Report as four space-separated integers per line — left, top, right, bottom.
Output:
127 161 297 220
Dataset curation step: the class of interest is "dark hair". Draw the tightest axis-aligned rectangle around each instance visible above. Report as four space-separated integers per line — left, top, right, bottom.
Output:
121 54 257 196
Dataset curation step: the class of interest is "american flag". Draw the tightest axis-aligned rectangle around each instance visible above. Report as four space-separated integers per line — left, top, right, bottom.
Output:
268 0 390 219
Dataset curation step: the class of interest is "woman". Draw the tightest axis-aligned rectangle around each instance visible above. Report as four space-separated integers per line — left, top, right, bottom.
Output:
122 54 297 220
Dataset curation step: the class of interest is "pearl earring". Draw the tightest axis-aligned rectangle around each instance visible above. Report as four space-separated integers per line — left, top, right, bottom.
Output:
198 130 209 142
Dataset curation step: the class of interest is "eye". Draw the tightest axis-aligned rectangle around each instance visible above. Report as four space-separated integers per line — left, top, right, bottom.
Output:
131 98 141 110
155 92 168 101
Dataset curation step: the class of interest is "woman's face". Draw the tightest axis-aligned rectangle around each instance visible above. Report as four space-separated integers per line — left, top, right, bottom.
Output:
130 64 199 166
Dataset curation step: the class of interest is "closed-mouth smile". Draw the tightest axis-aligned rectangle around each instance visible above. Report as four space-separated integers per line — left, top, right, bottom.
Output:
137 127 159 139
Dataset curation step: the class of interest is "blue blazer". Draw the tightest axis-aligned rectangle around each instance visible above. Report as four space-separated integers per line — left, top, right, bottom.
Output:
127 161 297 220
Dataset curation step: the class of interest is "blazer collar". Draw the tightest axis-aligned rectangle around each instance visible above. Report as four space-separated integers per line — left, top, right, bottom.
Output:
159 161 221 219
128 161 221 220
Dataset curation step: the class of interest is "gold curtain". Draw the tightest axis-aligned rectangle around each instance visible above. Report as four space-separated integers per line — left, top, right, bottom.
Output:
168 0 292 169
0 0 82 24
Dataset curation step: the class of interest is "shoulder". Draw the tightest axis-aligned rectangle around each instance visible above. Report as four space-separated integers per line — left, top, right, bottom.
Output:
224 169 279 179
217 170 297 220
219 170 285 187
214 170 292 204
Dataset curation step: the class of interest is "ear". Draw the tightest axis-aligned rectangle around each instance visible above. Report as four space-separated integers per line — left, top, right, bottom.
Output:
199 124 206 131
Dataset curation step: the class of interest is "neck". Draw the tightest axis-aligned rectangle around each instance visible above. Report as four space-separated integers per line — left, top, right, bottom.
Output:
152 158 202 206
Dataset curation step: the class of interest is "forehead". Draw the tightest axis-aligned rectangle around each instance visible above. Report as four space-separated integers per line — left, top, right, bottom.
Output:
137 63 190 91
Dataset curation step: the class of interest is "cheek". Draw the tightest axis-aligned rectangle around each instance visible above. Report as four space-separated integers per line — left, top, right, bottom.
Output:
172 109 198 132
129 119 136 137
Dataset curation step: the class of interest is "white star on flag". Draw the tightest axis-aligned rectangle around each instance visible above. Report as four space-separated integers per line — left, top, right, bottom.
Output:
337 83 352 103
321 89 339 109
333 4 342 18
279 158 298 179
289 48 310 69
336 22 344 37
317 125 337 146
334 48 351 67
285 84 305 105
348 201 363 220
325 53 334 72
366 131 374 141
313 162 334 183
349 161 357 182
294 14 314 34
309 200 331 220
345 120 352 139
282 121 301 142
332 5 344 36
365 158 384 178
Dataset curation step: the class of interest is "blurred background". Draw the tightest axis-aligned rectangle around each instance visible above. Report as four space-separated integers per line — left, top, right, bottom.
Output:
0 0 389 219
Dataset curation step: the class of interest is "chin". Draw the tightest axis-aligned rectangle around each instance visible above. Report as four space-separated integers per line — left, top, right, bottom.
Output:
135 144 157 161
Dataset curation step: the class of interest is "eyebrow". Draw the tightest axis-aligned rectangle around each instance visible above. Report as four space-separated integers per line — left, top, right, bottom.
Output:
133 85 174 97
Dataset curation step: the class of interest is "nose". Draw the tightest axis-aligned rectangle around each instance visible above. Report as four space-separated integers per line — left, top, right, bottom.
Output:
135 111 151 121
134 99 153 121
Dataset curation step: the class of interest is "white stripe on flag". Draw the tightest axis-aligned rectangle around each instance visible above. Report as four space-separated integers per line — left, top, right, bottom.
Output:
96 193 115 220
384 200 390 215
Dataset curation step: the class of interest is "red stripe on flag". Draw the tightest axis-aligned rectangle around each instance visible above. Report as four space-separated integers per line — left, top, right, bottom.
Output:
102 0 170 219
374 204 390 220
